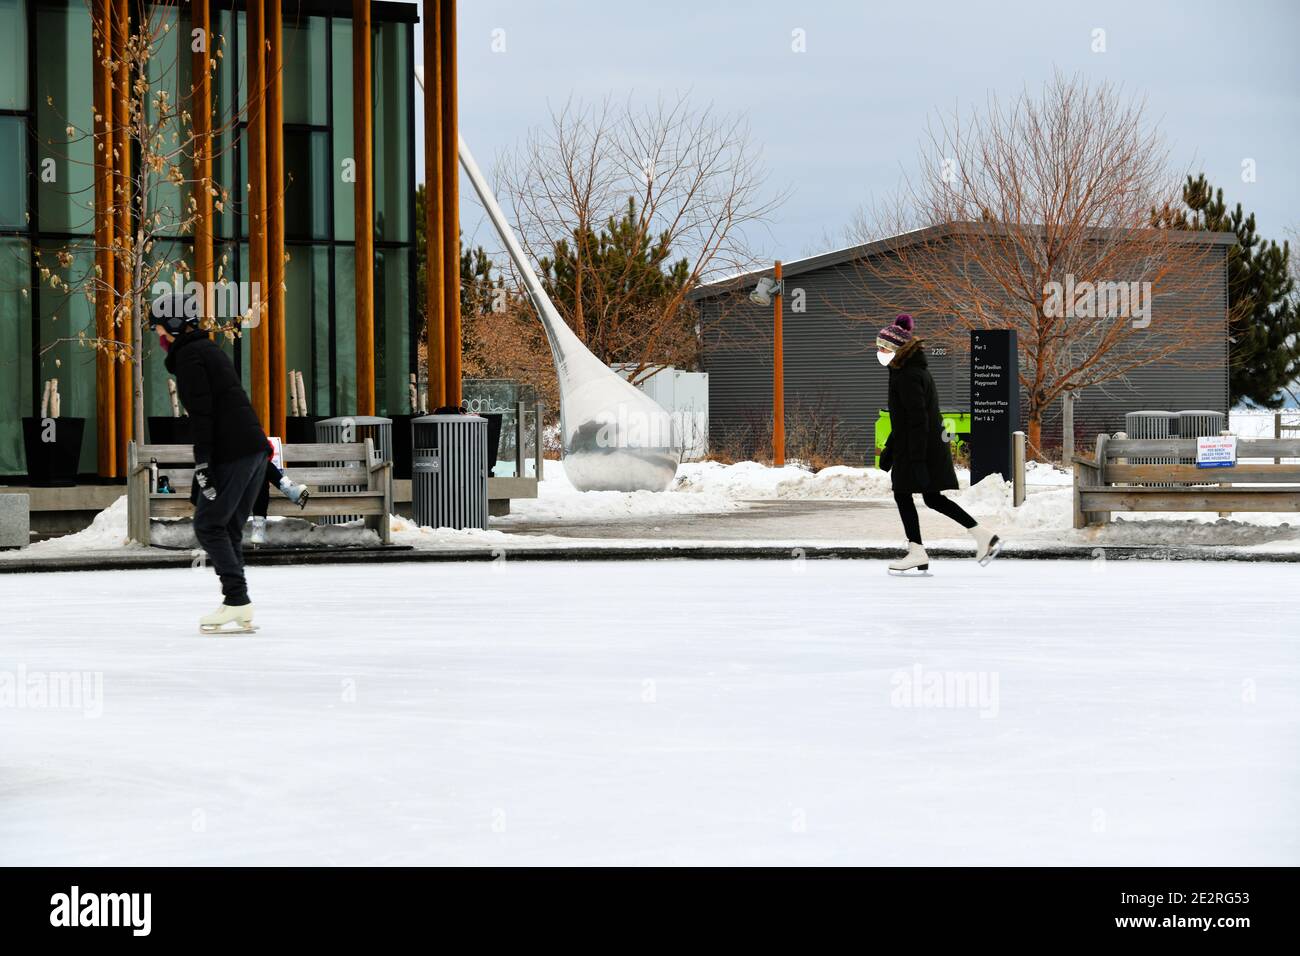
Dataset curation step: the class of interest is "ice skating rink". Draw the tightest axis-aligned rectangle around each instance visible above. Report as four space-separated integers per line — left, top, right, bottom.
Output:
2 558 1296 866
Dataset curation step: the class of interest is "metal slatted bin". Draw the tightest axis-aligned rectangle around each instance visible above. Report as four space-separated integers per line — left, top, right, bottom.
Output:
1177 410 1227 487
314 416 393 525
412 414 489 530
1123 411 1177 487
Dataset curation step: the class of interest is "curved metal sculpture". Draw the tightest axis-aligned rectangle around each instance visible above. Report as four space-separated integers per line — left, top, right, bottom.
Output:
457 137 681 492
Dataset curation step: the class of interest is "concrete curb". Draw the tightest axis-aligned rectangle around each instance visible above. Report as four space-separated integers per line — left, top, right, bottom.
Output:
2 541 1298 573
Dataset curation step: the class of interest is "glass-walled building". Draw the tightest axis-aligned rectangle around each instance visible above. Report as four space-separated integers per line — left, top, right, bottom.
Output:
0 0 417 477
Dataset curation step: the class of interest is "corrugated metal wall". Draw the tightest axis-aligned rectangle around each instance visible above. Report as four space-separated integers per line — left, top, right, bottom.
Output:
699 243 1229 463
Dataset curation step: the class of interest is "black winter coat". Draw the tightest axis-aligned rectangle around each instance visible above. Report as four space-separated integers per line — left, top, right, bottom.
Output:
164 330 268 466
882 346 959 494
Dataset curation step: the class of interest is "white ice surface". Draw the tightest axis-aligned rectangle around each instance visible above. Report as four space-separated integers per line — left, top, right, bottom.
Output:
2 559 1296 866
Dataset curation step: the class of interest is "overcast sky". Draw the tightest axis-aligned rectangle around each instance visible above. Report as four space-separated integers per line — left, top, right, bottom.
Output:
402 0 1300 263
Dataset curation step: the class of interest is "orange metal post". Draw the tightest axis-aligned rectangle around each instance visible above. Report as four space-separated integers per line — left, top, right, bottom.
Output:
92 0 116 475
266 0 287 436
112 0 132 471
353 0 375 415
773 260 784 467
423 0 445 411
439 0 460 407
247 0 269 427
192 0 213 296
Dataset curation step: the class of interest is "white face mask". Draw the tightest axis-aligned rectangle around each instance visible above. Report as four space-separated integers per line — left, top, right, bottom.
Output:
877 349 895 366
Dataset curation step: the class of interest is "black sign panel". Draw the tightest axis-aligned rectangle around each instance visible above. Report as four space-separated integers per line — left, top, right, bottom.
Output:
970 329 1020 485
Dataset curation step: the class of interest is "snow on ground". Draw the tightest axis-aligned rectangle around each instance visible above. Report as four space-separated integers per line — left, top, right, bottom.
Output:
5 455 1297 558
1 559 1295 866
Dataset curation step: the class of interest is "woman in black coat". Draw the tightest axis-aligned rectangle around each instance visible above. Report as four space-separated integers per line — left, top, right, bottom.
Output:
876 315 1000 572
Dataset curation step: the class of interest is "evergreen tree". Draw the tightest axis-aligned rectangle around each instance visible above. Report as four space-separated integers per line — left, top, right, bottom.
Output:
1155 175 1300 407
538 197 692 366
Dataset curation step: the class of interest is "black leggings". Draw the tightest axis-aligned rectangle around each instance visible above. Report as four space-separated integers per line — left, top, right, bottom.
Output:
893 489 978 545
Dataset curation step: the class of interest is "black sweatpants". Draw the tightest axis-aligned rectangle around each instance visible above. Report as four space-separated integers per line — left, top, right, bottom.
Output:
193 451 266 606
893 489 978 545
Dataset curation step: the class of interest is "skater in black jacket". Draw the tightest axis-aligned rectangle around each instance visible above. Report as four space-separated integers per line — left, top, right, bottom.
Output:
876 314 1001 573
152 305 268 632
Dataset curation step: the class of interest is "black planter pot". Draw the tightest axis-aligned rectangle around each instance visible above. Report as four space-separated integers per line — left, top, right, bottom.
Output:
389 414 413 480
22 417 86 487
147 416 193 446
285 415 323 446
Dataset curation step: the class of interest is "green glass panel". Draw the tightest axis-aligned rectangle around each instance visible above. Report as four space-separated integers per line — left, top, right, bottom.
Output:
281 16 327 126
0 0 27 110
282 129 329 240
330 18 353 241
282 243 330 415
0 116 27 229
34 0 94 235
374 247 409 414
333 245 355 414
37 239 97 473
0 239 32 475
143 6 191 239
373 22 411 243
212 8 238 240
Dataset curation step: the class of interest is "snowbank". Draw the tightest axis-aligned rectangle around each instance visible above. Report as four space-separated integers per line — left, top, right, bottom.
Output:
7 495 137 556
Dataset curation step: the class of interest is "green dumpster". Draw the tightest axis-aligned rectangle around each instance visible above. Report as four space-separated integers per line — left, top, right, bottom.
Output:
873 410 971 468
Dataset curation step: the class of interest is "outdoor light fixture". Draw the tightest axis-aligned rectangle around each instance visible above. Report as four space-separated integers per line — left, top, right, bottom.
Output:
749 276 783 307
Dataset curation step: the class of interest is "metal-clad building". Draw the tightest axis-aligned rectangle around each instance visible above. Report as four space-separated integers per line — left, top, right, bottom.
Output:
692 224 1234 463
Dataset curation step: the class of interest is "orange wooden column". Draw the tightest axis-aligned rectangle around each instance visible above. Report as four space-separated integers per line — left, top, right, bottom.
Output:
191 0 213 297
92 0 116 475
423 0 445 411
266 0 287 436
438 0 460 407
772 260 784 467
353 0 375 415
112 0 132 471
247 0 270 427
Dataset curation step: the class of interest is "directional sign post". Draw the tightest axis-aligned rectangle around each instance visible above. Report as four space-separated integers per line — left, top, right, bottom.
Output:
970 329 1021 485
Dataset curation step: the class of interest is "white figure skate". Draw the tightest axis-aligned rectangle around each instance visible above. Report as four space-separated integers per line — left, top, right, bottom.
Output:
199 603 258 635
887 543 932 576
249 515 268 546
969 525 1003 566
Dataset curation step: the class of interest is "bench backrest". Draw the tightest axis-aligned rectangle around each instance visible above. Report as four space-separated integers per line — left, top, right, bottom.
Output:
1090 435 1300 485
135 440 377 491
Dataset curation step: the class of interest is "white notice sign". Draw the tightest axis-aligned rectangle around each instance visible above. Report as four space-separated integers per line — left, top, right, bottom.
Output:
1195 435 1236 468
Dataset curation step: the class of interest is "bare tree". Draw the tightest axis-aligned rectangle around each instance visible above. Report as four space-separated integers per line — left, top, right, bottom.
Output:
34 1 255 443
494 94 784 382
853 72 1224 455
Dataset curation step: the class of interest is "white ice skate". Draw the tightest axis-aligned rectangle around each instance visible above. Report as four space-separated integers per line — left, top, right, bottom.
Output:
199 603 257 635
969 524 1003 566
249 515 268 546
888 543 931 576
280 476 310 508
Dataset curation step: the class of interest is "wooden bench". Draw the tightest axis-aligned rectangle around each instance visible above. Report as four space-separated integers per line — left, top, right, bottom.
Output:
1071 434 1300 528
126 440 392 545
